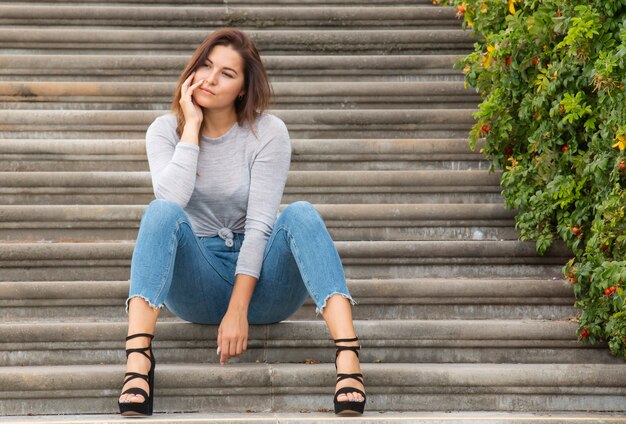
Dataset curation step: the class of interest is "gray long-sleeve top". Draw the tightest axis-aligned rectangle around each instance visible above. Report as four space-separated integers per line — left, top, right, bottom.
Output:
145 112 292 279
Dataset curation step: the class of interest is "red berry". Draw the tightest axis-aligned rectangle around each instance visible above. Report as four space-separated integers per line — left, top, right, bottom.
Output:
571 277 577 284
506 56 512 66
504 147 513 155
610 286 617 293
572 226 581 235
481 124 491 134
581 329 589 338
458 5 465 14
605 288 612 296
532 57 539 65
556 10 562 16
562 145 568 152
620 162 625 171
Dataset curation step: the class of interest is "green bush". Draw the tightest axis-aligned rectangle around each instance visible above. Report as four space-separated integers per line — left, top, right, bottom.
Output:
433 0 626 357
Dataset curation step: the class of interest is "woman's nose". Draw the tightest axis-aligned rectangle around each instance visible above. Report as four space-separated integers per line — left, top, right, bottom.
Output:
205 69 218 85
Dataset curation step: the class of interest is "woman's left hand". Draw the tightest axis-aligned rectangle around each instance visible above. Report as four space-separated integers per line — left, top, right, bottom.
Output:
217 308 249 365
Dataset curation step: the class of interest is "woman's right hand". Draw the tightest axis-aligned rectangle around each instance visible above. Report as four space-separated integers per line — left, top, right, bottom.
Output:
179 71 205 126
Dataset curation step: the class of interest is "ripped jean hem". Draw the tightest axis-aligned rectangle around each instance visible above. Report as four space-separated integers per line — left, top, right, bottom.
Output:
125 294 165 315
316 291 358 317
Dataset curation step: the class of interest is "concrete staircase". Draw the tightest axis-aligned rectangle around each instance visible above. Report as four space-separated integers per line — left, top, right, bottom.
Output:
1 0 625 418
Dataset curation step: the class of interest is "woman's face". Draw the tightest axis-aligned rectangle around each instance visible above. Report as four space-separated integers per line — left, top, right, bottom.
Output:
192 44 245 111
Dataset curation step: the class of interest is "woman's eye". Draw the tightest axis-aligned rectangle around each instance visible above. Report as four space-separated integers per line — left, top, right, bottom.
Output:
223 73 233 78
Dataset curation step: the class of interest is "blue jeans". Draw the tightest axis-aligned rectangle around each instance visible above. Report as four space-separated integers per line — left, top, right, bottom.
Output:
125 199 357 324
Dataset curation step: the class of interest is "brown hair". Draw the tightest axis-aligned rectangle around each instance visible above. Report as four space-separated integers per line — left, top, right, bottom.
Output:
171 28 272 140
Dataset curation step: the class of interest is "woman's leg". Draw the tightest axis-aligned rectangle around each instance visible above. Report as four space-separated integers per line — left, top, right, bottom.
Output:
119 297 159 404
120 199 234 404
248 200 364 403
321 296 365 403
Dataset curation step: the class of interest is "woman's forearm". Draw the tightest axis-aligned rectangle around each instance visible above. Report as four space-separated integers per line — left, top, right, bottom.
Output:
179 121 201 146
228 274 258 313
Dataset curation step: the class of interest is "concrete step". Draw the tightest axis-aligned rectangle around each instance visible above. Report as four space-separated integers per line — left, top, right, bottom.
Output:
5 411 626 424
0 53 466 82
0 240 571 281
1 363 625 415
2 108 475 139
0 81 482 110
0 138 489 172
0 28 476 55
0 203 516 242
3 319 618 367
0 190 505 205
0 170 504 205
0 278 576 322
0 5 460 29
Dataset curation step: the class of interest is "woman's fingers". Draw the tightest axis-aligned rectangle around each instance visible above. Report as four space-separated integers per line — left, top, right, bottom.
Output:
218 337 246 363
222 341 233 364
237 338 246 356
181 72 201 96
229 339 238 357
218 339 228 364
188 79 205 93
187 80 204 96
181 72 194 89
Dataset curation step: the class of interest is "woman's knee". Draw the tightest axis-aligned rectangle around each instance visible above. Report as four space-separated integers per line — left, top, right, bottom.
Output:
141 198 187 228
279 201 321 226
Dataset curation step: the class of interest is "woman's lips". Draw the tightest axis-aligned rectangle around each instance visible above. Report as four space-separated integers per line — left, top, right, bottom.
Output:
200 87 215 95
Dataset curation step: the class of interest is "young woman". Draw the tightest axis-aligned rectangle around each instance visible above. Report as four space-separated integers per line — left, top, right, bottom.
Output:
117 28 367 417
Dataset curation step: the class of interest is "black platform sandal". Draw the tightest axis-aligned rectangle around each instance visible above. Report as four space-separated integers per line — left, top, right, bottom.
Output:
333 336 366 415
118 332 155 417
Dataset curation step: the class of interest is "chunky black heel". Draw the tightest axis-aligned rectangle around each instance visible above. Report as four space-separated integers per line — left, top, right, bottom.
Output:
118 333 155 417
333 336 366 415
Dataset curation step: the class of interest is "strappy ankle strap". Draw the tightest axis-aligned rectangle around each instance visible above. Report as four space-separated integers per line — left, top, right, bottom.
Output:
125 333 154 361
126 333 154 341
335 345 360 357
333 337 358 343
334 336 361 359
125 346 152 361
